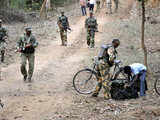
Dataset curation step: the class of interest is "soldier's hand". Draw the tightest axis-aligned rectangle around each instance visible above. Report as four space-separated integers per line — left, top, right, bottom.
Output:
17 48 22 52
25 43 32 48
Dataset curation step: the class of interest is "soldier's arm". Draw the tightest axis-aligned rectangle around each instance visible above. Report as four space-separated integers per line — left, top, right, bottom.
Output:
95 19 98 30
108 47 116 63
16 37 22 50
85 18 88 28
66 17 70 27
31 36 38 48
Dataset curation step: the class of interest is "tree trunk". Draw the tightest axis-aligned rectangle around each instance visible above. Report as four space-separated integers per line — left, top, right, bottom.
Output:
141 0 148 68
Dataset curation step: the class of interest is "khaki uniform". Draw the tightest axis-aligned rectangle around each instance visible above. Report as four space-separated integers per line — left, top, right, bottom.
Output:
57 15 69 46
93 45 117 99
0 27 7 62
17 34 38 80
85 16 98 48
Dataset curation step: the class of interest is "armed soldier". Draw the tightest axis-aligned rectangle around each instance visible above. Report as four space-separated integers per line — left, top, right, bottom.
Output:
0 19 8 63
85 11 98 48
92 39 120 100
16 27 38 82
57 11 70 46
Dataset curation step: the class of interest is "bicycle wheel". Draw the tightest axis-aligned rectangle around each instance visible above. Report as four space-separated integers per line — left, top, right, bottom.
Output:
154 77 160 96
73 68 98 94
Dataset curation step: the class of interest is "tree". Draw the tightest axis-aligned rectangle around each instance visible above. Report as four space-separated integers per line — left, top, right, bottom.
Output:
137 0 148 69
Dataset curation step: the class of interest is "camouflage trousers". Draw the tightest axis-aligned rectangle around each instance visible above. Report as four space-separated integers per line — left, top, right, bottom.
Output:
60 29 67 46
93 60 111 99
20 53 35 79
87 30 95 48
0 41 6 52
0 41 7 62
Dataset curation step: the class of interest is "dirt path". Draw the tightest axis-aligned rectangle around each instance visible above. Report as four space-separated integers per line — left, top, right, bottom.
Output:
1 0 158 120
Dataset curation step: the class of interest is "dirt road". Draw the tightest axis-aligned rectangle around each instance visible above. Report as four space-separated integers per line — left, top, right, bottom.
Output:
0 0 160 120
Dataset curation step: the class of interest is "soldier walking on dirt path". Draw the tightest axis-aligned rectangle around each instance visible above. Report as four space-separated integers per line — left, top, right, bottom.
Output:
57 11 70 46
106 0 112 14
96 0 101 13
16 27 38 82
0 19 8 63
85 11 98 48
92 39 120 100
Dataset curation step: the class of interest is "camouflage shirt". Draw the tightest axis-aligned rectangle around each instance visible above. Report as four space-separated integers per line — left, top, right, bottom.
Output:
85 17 98 31
17 33 38 53
57 15 69 30
99 44 117 66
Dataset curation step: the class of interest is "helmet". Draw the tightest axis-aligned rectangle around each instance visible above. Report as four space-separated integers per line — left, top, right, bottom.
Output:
0 19 2 23
25 27 32 32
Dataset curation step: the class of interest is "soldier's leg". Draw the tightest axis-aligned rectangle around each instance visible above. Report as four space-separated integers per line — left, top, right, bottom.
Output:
28 53 35 81
87 30 90 46
92 64 103 97
90 32 95 48
60 30 65 46
1 50 5 62
0 42 6 62
64 30 67 46
20 53 27 80
101 64 111 99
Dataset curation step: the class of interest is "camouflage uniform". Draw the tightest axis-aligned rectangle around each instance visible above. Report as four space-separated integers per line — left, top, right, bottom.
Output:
0 24 8 62
57 13 70 46
17 29 38 82
92 44 117 99
85 14 98 48
96 0 101 12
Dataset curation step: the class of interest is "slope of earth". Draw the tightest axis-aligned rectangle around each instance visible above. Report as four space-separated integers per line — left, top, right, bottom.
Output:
0 0 160 120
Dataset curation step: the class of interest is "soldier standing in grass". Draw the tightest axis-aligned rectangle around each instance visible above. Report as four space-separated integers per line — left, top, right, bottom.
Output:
17 27 38 82
57 11 70 46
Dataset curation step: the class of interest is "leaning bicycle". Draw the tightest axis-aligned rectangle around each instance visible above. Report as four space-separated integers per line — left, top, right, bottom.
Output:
73 57 128 94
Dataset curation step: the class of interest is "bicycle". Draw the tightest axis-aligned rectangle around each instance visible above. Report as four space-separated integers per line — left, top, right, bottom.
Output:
154 75 160 96
73 57 128 94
